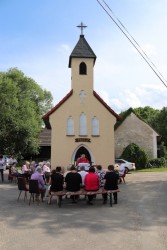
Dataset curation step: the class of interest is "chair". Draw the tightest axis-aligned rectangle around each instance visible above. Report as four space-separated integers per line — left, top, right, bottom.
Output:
119 169 126 184
17 177 29 201
28 179 40 205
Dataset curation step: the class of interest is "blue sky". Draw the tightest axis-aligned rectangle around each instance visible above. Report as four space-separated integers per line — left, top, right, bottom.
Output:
0 0 167 113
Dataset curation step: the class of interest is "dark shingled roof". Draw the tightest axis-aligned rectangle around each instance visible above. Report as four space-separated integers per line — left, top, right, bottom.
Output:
39 128 51 146
69 35 96 67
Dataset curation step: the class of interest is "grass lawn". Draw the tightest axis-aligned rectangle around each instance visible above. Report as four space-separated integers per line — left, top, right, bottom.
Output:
136 167 167 172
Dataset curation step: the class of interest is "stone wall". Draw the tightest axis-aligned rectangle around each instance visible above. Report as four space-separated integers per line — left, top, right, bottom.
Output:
115 113 158 158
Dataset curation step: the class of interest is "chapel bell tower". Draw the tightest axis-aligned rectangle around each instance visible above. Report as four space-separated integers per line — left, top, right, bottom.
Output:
68 22 96 96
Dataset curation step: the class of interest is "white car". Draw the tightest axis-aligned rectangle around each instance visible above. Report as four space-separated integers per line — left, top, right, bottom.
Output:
115 159 136 173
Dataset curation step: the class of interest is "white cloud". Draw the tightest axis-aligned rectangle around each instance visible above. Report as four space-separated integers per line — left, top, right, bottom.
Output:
110 98 124 111
98 89 110 105
98 83 167 114
123 89 142 107
58 44 71 54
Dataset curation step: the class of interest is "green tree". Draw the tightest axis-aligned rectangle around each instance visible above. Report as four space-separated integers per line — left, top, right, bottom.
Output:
0 68 53 158
115 106 160 130
152 107 167 146
159 142 167 158
133 106 167 145
117 106 167 146
134 106 160 125
121 143 149 169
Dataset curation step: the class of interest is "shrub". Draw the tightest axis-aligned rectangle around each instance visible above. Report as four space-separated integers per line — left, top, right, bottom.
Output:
121 143 149 169
159 142 167 158
146 157 167 168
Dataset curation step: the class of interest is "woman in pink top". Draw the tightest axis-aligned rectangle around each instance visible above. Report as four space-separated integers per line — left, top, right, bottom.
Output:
84 167 99 205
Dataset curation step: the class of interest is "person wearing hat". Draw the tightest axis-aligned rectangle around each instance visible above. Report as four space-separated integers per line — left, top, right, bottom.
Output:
31 166 46 201
0 155 5 182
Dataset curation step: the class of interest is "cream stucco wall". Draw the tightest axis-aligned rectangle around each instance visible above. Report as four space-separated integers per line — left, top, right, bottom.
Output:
50 91 116 168
49 57 117 169
115 113 158 158
71 58 94 94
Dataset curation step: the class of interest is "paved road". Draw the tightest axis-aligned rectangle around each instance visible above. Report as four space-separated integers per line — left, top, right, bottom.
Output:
0 171 167 250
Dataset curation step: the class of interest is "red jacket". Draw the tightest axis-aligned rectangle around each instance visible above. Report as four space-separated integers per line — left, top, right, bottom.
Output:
84 172 99 191
77 157 89 164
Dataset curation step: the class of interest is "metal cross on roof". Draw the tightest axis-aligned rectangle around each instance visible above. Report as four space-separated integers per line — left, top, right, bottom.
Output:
77 22 87 35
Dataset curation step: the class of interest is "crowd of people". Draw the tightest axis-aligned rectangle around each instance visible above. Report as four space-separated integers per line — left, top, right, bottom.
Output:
47 164 122 205
2 156 125 205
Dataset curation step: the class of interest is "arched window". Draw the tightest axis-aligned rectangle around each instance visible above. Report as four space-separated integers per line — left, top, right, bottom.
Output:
79 113 87 135
67 116 74 135
92 116 99 136
79 62 87 75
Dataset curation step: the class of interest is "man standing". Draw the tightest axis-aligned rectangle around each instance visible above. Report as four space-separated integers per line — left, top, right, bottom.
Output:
0 155 5 183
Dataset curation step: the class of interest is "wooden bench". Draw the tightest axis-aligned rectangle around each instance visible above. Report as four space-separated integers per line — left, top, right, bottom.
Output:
48 187 120 207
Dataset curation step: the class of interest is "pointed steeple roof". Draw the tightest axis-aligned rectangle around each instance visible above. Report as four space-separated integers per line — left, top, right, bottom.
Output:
68 35 96 68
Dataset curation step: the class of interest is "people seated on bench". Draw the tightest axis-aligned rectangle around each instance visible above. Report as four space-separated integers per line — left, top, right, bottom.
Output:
103 165 119 204
11 162 17 173
22 161 30 173
64 165 71 178
22 161 31 181
31 166 46 201
43 161 51 184
48 167 64 204
65 165 82 203
78 166 88 187
84 166 99 205
30 161 37 174
50 167 64 192
96 165 106 188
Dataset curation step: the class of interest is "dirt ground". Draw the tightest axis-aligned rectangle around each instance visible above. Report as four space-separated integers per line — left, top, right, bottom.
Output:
0 171 167 250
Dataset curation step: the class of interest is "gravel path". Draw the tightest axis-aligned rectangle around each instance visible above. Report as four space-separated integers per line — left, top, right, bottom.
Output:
0 171 167 250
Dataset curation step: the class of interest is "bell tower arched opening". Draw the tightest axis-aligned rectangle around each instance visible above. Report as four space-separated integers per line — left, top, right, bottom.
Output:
79 62 87 75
